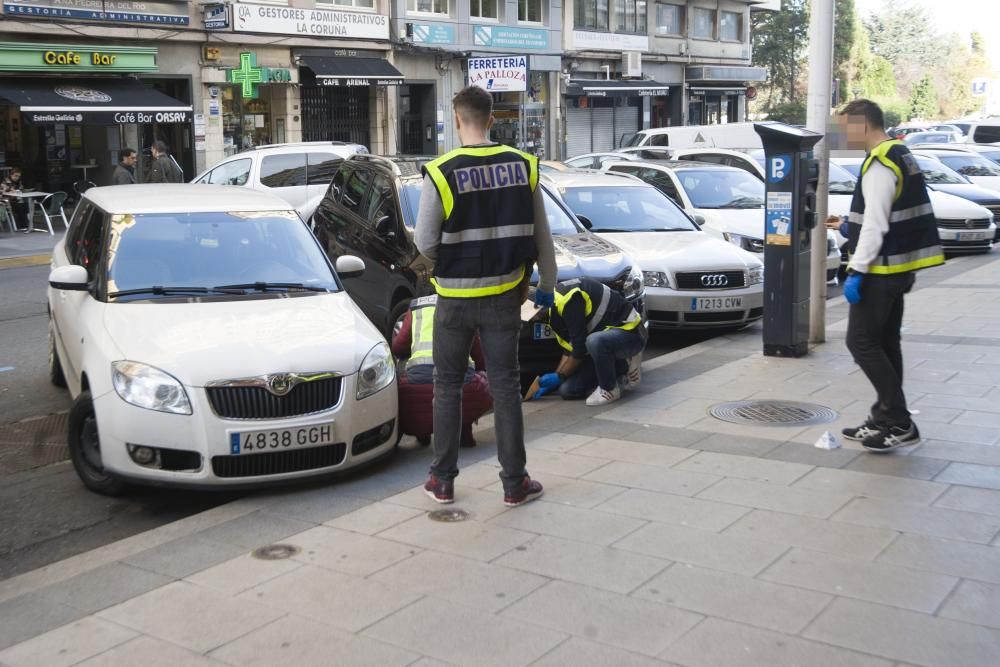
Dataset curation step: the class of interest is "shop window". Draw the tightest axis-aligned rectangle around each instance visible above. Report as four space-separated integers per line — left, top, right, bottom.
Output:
720 11 742 41
575 0 610 31
205 158 252 186
307 154 344 186
656 2 684 35
320 0 374 7
407 0 448 14
691 7 715 39
341 169 373 215
471 0 499 19
518 0 542 23
614 0 646 33
260 153 308 188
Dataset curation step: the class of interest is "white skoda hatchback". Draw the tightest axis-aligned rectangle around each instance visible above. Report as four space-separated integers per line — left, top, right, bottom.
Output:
48 185 397 494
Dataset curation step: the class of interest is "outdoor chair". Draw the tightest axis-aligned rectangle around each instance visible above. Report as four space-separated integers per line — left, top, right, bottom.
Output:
36 191 69 235
0 199 15 233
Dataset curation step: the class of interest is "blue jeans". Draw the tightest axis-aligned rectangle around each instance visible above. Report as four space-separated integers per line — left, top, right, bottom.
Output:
559 326 647 398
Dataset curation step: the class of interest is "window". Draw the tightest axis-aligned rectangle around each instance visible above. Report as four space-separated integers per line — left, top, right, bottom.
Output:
205 158 252 186
610 166 682 204
720 10 742 41
341 169 373 215
691 7 715 39
471 0 498 19
614 0 646 33
329 167 349 202
74 207 106 282
260 153 308 188
367 176 397 227
519 0 542 22
307 153 344 186
320 0 373 7
560 184 696 232
656 3 683 35
575 0 610 31
407 0 447 14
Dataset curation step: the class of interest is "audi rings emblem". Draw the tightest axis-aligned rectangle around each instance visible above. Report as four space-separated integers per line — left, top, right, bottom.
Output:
700 274 729 287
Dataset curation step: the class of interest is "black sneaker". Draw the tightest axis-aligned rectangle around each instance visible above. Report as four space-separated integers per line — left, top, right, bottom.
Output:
863 423 921 452
503 476 544 507
842 419 881 442
424 475 454 504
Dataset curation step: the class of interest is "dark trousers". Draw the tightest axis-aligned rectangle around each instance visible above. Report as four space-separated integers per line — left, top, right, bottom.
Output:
559 327 647 398
5 199 29 230
431 288 527 493
846 272 916 428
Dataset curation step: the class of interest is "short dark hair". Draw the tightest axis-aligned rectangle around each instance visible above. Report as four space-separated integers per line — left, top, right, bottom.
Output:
152 139 169 154
119 148 136 162
452 86 493 128
838 99 885 130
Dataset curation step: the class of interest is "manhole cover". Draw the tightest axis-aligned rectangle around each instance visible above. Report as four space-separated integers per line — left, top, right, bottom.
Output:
709 400 837 426
251 544 300 560
428 508 469 522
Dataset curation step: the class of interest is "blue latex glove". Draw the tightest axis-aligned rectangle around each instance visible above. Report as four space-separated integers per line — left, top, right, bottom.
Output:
844 272 863 304
838 220 850 238
533 372 561 400
534 289 554 309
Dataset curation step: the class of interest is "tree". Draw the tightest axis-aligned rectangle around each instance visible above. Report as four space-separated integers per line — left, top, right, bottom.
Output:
833 0 857 92
907 75 938 120
752 0 809 108
863 56 897 99
864 0 946 97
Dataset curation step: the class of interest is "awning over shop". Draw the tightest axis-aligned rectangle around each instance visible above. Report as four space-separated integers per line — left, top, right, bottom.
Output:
564 79 670 98
689 87 748 96
0 78 192 125
299 56 404 87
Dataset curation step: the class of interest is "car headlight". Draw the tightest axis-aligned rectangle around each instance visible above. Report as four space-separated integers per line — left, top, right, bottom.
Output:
111 361 192 415
622 264 644 300
723 232 765 253
643 270 671 288
748 266 765 286
357 341 395 400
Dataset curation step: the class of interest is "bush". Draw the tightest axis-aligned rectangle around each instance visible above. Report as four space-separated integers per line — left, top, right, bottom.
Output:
764 100 807 125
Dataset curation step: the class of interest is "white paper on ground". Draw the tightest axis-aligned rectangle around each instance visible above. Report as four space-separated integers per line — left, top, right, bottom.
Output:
814 431 841 450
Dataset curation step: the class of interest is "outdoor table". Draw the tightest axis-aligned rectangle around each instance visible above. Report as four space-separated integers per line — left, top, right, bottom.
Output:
6 191 51 233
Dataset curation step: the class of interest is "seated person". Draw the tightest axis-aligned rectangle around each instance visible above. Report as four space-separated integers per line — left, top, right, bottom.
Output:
532 277 646 406
1 168 30 230
392 295 492 448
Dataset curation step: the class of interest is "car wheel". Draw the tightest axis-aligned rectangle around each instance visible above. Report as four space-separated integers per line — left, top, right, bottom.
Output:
388 299 411 341
68 390 126 496
48 319 67 388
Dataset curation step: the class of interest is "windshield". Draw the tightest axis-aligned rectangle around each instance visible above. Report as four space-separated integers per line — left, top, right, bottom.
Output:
106 211 338 300
623 133 644 147
828 162 857 194
936 154 1000 177
905 133 953 144
674 169 765 208
559 185 697 232
916 157 968 184
541 188 584 234
979 150 1000 165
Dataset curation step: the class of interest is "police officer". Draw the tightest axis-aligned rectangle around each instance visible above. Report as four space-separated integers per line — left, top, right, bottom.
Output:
415 85 558 507
838 99 944 452
532 278 645 406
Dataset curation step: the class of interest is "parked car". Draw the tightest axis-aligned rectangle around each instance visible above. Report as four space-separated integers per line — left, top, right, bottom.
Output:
544 170 764 330
913 148 1000 192
903 131 963 145
619 122 762 151
959 120 1000 145
909 142 1000 167
563 152 641 170
887 125 929 140
47 184 397 494
309 155 643 376
192 142 367 222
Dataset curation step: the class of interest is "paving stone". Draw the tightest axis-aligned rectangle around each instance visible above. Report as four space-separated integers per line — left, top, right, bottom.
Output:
0 593 86 651
503 580 701 657
935 462 1000 490
662 617 892 667
364 596 566 667
722 509 898 560
763 441 860 468
913 393 1000 414
832 497 1000 544
953 410 1000 427
185 553 302 597
672 451 812 485
842 453 951 480
485 474 625 509
0 617 135 667
377 511 534 562
122 534 249 579
495 534 668 594
584 461 721 496
438 462 507 489
254 485 374 524
595 488 749 532
937 579 1000 630
76 636 228 667
614 522 788 576
237 564 419 633
905 380 992 398
99 581 283 653
802 597 1000 667
697 477 853 518
933 485 1000 517
288 525 418 576
760 548 956 612
518 449 612 478
793 467 947 504
621 424 710 449
570 438 696 469
878 534 1000 584
915 440 1000 466
556 417 644 440
488 497 646 545
324 501 425 535
531 637 669 667
919 421 1000 446
199 512 313 549
634 563 831 634
526 432 597 453
208 614 416 667
36 562 173 614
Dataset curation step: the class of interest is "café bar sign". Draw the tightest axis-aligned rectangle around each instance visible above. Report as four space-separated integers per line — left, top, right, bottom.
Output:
0 43 158 73
3 0 189 26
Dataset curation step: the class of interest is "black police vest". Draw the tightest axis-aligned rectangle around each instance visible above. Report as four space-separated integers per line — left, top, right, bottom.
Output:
423 145 538 297
548 278 642 354
847 140 944 274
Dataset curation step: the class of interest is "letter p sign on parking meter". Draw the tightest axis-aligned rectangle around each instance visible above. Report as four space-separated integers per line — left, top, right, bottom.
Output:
769 155 791 184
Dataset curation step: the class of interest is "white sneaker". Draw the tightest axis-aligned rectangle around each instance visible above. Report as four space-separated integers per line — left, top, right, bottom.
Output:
623 355 642 391
586 385 621 406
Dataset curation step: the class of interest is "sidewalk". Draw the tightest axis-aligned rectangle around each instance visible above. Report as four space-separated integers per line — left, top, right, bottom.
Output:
0 230 61 268
1 252 999 666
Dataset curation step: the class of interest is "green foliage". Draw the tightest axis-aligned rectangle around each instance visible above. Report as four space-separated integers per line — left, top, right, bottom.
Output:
833 0 857 86
907 75 939 120
765 100 807 125
752 0 809 107
877 99 908 127
863 56 897 99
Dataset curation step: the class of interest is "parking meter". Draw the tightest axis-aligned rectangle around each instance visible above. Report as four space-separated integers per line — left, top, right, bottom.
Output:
754 122 823 358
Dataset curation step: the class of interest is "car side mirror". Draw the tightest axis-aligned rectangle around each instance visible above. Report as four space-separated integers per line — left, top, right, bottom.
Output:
692 214 706 227
577 214 594 230
335 255 365 279
49 265 89 291
374 215 396 240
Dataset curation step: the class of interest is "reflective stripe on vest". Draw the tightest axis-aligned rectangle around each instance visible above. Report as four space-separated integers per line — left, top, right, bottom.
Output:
551 284 642 353
405 298 474 370
431 264 526 298
866 245 946 275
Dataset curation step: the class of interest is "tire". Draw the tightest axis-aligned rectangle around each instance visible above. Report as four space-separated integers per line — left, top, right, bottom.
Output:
48 319 67 388
68 391 126 496
387 298 411 341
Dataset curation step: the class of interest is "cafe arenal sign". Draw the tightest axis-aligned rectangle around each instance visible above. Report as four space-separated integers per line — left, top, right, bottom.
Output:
0 43 158 73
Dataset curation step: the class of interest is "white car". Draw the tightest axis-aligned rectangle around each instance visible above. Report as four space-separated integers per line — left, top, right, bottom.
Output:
563 152 641 170
47 184 397 494
193 142 367 222
545 170 764 330
913 148 1000 192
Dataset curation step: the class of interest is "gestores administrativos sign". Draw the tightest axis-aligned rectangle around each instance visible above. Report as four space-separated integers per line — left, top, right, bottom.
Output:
467 56 527 93
234 3 389 40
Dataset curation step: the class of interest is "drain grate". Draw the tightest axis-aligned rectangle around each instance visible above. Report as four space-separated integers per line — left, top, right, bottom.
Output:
251 544 301 560
709 400 838 427
428 508 469 522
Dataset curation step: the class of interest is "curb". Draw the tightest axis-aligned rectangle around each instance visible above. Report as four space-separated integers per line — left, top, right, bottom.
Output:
0 254 51 270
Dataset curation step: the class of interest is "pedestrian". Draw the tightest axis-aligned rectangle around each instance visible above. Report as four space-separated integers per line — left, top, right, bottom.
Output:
392 294 493 448
415 85 558 507
111 148 138 185
837 99 945 452
529 277 645 406
147 140 183 183
1 167 30 230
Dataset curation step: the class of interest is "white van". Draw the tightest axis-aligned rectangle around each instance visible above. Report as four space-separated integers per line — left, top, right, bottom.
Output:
620 122 763 151
962 120 1000 145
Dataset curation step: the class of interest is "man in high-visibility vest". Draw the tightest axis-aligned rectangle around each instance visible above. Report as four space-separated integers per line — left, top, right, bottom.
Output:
530 278 646 406
838 99 944 452
415 85 557 507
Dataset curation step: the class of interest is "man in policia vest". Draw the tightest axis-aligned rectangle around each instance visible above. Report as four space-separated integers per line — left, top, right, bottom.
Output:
415 85 558 507
837 99 944 452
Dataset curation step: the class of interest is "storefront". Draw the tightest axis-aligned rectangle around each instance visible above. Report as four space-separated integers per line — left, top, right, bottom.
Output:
468 55 553 159
684 66 768 126
563 79 670 156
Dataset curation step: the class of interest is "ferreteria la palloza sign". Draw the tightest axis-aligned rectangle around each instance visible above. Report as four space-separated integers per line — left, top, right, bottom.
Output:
467 56 528 93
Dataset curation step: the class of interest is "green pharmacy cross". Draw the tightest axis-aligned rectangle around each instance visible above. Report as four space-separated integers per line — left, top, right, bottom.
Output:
229 52 266 99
